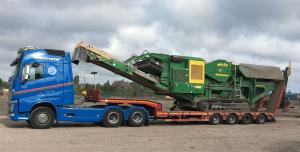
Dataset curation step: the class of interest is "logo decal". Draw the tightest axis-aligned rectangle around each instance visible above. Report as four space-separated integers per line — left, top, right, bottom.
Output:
217 63 229 67
48 67 57 76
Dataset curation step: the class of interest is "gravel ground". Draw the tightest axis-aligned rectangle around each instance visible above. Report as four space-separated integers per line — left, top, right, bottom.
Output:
0 96 7 116
0 117 300 152
1 96 300 152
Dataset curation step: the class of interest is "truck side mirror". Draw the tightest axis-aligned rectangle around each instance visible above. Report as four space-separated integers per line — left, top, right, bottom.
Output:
22 64 31 81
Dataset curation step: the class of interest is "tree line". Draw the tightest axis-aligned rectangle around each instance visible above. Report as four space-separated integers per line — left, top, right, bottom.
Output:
73 75 157 98
0 78 9 89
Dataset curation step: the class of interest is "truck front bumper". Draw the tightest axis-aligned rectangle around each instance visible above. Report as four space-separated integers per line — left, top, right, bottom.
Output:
7 100 28 121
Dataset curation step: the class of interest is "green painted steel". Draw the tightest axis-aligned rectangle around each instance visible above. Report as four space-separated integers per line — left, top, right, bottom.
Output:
73 43 284 110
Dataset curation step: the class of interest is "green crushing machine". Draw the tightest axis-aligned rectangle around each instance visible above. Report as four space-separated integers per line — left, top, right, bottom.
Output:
73 42 290 111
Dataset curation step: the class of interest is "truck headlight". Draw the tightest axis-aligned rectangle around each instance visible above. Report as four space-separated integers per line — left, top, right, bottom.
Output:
10 103 14 113
8 100 16 116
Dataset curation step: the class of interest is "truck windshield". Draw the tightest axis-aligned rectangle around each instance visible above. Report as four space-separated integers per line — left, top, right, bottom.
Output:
11 63 20 77
10 54 21 77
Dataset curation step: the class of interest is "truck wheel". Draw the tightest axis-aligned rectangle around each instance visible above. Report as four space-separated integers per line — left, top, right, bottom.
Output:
241 113 252 124
226 114 237 125
30 107 54 129
103 109 123 127
255 114 266 124
128 109 146 127
209 114 222 125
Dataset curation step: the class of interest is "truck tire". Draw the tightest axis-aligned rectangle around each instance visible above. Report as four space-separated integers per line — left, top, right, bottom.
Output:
30 107 54 129
255 114 266 124
209 113 222 125
103 109 123 128
128 109 147 127
226 114 238 125
241 113 252 124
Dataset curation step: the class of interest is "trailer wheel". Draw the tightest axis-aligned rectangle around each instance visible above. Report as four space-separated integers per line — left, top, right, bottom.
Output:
209 114 222 125
103 109 123 127
241 113 252 124
128 109 147 127
226 114 238 125
255 114 266 124
30 107 54 129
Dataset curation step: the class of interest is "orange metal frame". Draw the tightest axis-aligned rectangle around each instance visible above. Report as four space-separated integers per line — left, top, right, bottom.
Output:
98 98 278 122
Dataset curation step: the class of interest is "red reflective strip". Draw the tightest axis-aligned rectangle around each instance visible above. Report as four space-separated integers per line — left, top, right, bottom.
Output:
13 82 73 95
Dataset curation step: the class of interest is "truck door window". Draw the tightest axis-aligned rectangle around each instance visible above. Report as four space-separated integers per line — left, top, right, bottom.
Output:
22 64 44 81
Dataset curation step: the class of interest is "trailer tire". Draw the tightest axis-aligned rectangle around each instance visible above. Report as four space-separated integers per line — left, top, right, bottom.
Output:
209 113 222 125
255 114 266 124
241 113 252 124
226 114 238 125
30 107 54 129
103 109 123 128
128 109 147 127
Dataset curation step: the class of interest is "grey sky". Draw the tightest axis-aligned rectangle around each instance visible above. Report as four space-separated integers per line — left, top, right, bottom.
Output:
0 0 299 91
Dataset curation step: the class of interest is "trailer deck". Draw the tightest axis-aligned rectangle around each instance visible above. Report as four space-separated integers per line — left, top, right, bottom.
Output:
98 95 281 124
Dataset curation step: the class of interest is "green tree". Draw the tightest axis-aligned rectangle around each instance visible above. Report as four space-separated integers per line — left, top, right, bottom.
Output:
102 80 111 98
73 75 82 94
0 78 3 87
0 78 9 89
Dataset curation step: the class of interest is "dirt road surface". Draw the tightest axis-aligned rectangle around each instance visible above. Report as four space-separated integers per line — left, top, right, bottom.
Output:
0 96 7 116
0 117 300 152
1 96 300 152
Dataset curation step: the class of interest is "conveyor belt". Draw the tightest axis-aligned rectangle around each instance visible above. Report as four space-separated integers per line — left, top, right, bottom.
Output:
72 42 168 92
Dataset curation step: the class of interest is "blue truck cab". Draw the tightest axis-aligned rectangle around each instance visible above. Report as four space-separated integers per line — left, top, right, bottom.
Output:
8 46 148 129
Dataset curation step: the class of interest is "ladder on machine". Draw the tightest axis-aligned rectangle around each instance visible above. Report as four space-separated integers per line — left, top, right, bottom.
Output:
234 80 242 99
234 65 242 99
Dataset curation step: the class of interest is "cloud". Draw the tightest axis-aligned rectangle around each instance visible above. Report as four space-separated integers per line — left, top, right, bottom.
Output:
0 0 299 91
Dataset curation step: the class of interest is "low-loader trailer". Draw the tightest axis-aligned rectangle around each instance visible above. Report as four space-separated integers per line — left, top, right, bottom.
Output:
8 42 290 128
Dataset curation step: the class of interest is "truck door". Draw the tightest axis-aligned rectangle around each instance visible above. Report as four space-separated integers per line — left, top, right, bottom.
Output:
17 62 63 112
18 62 46 112
44 61 64 104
